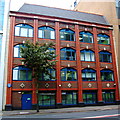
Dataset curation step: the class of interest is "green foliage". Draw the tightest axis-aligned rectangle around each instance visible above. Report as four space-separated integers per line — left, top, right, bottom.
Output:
20 41 57 80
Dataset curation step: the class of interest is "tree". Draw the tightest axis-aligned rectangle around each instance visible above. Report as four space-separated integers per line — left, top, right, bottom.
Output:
20 41 57 112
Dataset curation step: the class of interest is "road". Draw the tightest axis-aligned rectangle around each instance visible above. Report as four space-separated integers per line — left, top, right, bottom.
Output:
2 109 120 120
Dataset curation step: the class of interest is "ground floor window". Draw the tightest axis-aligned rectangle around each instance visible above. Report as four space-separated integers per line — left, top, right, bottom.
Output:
102 91 115 103
38 93 55 106
83 91 97 104
62 91 77 105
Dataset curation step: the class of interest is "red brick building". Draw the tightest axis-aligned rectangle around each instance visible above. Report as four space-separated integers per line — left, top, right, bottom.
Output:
5 4 120 110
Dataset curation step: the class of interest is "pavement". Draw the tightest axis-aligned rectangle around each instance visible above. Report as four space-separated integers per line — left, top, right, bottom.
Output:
1 105 119 116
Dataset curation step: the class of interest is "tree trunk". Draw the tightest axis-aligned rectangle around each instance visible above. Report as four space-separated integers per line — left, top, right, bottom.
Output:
36 82 39 112
36 91 39 112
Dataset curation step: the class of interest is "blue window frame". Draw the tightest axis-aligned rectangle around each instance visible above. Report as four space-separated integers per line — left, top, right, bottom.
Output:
102 91 115 103
39 69 56 81
15 24 33 37
60 29 75 41
79 31 93 43
61 68 77 81
80 49 95 61
82 68 96 81
13 66 32 81
60 48 76 61
39 93 55 106
14 44 24 58
62 91 77 105
83 91 97 104
38 26 55 39
99 51 112 62
98 34 110 45
101 69 114 81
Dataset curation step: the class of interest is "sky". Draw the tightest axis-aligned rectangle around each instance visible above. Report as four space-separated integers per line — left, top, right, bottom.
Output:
10 0 77 11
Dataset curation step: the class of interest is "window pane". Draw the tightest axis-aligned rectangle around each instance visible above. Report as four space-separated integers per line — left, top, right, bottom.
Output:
83 92 97 104
61 71 65 81
66 51 71 60
62 94 66 104
82 73 85 78
39 94 55 106
20 28 27 37
39 95 43 105
85 52 90 61
44 30 50 39
66 94 72 104
73 71 77 80
15 27 20 36
93 73 96 80
67 71 72 81
91 52 95 61
81 52 84 61
28 71 32 80
86 72 91 78
103 54 108 62
65 33 70 40
13 70 18 80
44 96 50 105
51 70 56 80
60 32 64 39
89 36 93 43
38 30 43 38
28 29 33 37
60 50 66 60
73 93 77 104
51 31 55 39
51 95 55 105
19 70 26 80
14 47 19 57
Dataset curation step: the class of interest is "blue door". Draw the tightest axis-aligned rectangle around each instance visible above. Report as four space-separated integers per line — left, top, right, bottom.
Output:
22 94 32 110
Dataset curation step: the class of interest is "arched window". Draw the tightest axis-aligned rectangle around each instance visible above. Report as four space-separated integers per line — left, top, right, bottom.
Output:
99 51 112 62
60 29 75 41
97 34 110 45
80 49 95 61
38 26 55 39
39 69 56 81
15 24 33 37
82 68 96 81
60 48 76 60
61 68 77 81
13 66 32 81
14 44 24 58
79 31 93 43
101 69 114 81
